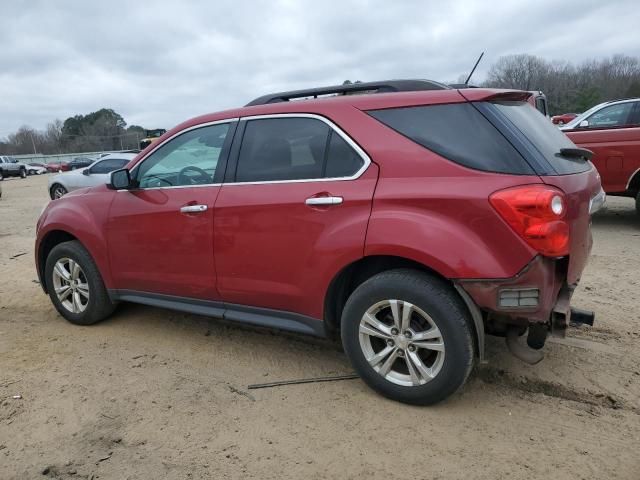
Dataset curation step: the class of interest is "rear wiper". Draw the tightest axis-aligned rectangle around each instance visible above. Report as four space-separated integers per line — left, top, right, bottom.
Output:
558 147 593 160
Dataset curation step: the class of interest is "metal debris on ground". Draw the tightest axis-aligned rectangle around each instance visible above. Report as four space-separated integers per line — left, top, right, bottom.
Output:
248 374 359 390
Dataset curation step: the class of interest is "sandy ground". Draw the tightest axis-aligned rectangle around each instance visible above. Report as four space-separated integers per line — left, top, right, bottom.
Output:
0 174 638 480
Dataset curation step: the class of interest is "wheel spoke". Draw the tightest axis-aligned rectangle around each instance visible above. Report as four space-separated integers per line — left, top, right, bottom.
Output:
378 348 400 376
400 301 413 332
412 340 445 352
412 326 441 341
76 283 89 298
366 345 394 368
362 312 392 336
405 353 421 385
70 260 81 280
72 291 82 313
54 262 71 281
59 287 73 302
407 350 435 381
389 300 401 329
55 285 70 295
359 322 391 340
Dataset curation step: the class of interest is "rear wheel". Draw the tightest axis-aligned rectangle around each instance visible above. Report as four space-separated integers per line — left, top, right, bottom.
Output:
341 269 475 405
50 184 67 199
45 240 116 325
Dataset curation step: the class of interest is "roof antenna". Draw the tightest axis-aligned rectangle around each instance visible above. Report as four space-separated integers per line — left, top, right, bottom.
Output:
464 52 484 85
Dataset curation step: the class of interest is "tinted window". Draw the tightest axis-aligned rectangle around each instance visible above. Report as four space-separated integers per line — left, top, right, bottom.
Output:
90 158 129 174
585 102 634 128
491 101 591 174
236 118 330 182
137 123 229 188
535 97 547 116
369 103 534 175
324 132 364 177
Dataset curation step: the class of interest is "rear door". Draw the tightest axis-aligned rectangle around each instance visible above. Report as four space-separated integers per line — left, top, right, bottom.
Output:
214 114 377 320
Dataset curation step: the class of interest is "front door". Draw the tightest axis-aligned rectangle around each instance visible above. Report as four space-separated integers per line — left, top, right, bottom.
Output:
107 121 234 300
214 115 377 319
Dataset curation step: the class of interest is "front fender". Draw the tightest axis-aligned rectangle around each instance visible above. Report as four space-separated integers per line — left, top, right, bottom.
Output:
36 188 115 290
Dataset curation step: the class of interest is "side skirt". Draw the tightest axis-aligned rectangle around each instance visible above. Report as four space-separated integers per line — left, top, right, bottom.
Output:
108 290 326 337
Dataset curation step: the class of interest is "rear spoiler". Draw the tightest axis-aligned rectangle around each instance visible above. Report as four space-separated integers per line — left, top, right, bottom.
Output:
458 89 532 103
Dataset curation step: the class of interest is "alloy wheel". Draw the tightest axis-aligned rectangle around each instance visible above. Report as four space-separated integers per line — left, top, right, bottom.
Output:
52 257 90 314
359 300 445 387
52 186 66 199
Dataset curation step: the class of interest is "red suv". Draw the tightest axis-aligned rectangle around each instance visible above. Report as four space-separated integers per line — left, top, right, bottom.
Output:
36 80 603 405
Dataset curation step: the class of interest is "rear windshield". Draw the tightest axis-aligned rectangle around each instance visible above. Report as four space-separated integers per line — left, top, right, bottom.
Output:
489 101 591 174
368 103 534 175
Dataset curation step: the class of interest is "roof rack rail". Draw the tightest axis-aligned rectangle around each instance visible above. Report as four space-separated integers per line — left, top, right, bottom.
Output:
245 79 450 106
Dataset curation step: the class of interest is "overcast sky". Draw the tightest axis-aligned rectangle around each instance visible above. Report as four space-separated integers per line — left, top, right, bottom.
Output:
1 0 638 137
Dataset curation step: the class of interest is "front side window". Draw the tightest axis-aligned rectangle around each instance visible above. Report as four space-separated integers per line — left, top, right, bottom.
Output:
235 117 364 182
585 103 634 128
136 123 230 188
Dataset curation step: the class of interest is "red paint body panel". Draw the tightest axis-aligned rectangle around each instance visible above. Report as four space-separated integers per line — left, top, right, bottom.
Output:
214 166 378 319
552 113 577 125
36 187 115 289
106 186 221 299
565 127 640 193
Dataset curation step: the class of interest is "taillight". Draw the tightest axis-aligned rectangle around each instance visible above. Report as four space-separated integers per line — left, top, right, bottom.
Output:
489 185 569 257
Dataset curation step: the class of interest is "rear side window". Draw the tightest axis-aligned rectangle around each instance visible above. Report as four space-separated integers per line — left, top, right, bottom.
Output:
235 117 364 182
90 159 128 174
368 103 534 175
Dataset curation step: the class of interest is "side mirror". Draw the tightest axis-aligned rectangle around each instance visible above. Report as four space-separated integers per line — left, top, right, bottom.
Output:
82 169 90 176
108 168 132 190
579 120 589 128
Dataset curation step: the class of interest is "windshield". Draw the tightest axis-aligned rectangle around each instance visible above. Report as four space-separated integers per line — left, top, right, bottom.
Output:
562 102 608 129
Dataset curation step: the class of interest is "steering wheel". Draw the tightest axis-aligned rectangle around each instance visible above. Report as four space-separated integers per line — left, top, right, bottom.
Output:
177 166 211 186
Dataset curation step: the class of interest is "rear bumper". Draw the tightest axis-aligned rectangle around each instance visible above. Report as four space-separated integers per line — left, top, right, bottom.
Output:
457 255 569 325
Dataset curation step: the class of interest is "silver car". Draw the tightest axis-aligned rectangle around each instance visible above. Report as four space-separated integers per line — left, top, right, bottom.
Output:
48 153 136 199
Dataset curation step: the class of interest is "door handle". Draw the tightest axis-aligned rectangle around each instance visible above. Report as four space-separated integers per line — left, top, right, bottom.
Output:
180 204 208 213
305 196 343 206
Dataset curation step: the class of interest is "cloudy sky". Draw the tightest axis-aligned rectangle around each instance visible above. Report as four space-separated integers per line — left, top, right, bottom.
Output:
1 0 638 137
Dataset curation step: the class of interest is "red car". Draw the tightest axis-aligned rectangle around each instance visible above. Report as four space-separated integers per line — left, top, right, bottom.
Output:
561 98 640 213
35 80 603 405
45 161 69 173
552 113 578 125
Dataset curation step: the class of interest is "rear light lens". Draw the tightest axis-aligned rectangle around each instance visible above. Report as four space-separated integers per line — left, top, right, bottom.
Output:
490 185 569 257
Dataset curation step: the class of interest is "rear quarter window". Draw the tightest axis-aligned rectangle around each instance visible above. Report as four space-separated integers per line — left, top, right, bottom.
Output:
368 103 535 175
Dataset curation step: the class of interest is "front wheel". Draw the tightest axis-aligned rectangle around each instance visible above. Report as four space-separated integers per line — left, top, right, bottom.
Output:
50 184 67 199
19 168 27 179
44 240 116 325
341 269 475 405
635 191 640 216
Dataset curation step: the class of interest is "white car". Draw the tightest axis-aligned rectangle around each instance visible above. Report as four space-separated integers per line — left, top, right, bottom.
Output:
27 164 48 175
48 153 136 199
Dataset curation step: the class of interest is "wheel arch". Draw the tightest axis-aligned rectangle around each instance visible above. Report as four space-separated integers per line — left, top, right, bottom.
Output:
626 167 640 194
37 230 79 293
323 255 483 358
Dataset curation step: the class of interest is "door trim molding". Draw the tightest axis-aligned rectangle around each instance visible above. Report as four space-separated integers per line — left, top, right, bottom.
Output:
108 289 326 337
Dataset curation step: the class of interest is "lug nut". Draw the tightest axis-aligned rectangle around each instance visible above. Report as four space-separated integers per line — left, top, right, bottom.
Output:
387 340 395 347
404 331 412 338
408 345 416 352
391 328 399 335
398 350 405 357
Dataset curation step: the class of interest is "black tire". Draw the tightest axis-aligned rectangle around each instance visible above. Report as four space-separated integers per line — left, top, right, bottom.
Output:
636 191 640 216
341 269 475 405
50 184 67 200
19 168 26 179
44 240 116 325
0 170 3 181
